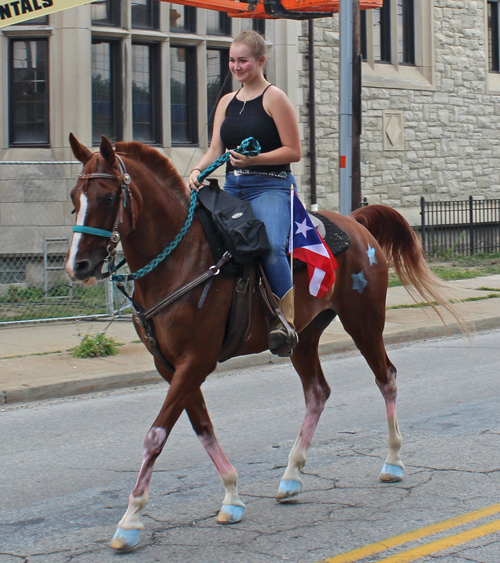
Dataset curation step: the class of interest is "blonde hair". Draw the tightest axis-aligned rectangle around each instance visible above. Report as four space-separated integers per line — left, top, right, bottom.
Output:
232 30 267 59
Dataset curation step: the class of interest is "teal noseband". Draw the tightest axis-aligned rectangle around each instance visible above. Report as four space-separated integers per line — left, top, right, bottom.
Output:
73 225 113 238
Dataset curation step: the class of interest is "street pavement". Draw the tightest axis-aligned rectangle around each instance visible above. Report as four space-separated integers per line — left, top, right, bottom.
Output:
1 275 500 405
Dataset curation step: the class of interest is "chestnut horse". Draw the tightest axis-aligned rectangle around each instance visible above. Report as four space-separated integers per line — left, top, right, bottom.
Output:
65 134 461 551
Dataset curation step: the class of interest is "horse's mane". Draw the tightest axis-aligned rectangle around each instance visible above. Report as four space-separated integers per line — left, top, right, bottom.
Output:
114 142 190 207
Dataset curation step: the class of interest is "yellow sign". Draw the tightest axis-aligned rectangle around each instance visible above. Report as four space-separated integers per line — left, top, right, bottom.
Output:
0 0 99 29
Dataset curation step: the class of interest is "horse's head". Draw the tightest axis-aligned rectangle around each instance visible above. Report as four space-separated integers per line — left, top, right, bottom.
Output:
65 133 140 284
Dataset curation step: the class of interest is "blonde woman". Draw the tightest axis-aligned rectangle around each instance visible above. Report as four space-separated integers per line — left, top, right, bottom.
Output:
188 30 301 356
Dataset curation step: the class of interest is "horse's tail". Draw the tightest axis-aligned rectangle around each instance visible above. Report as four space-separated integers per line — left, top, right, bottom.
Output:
350 204 468 331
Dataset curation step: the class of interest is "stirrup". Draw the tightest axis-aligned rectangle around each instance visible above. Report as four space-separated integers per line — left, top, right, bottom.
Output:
269 323 298 357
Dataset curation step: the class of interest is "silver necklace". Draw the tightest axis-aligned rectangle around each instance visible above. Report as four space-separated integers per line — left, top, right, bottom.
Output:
239 89 247 115
239 84 268 115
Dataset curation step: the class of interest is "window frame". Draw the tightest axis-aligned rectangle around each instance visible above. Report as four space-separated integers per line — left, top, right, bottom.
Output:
169 4 197 33
488 0 500 73
206 11 231 36
132 41 162 144
8 37 50 148
170 44 198 146
206 47 231 141
361 0 434 90
91 0 121 27
91 38 123 145
131 0 160 31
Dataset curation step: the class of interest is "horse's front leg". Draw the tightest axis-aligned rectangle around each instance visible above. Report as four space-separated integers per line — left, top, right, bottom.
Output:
186 389 245 524
109 366 212 552
377 358 404 482
277 329 331 501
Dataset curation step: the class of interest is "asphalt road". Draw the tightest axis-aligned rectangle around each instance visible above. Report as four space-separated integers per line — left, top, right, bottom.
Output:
1 331 500 563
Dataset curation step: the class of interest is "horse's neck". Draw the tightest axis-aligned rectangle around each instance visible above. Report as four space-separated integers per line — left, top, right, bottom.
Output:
121 167 196 279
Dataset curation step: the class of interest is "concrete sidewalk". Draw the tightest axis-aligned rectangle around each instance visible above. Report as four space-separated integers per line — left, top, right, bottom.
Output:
1 275 500 405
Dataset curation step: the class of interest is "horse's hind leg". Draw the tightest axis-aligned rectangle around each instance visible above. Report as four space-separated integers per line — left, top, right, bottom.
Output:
186 389 245 524
277 311 333 501
336 302 404 482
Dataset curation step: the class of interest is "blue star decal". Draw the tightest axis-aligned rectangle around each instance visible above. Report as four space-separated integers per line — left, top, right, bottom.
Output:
352 271 368 294
366 244 378 266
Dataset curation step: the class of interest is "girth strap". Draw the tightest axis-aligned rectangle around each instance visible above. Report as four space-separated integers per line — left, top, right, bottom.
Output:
116 252 232 374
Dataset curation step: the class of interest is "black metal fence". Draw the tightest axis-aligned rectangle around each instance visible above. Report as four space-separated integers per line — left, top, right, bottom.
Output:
420 196 500 257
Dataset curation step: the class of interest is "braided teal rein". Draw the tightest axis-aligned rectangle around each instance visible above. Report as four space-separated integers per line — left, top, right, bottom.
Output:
110 137 261 282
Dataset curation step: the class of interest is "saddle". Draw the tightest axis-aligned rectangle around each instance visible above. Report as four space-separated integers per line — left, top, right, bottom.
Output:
196 180 351 362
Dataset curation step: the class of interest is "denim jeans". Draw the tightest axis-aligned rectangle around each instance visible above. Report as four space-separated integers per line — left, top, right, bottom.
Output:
224 172 295 299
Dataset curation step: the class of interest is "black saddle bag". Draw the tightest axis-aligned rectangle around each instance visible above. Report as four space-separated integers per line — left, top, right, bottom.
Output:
197 179 270 263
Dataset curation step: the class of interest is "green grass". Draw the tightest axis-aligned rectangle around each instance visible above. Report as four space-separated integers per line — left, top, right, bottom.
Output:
387 253 500 288
70 332 120 358
0 283 109 323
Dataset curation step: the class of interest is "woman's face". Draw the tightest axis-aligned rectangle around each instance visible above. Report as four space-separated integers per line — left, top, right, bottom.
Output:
229 42 265 84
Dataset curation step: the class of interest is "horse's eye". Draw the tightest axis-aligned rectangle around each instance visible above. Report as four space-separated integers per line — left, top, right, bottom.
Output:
102 194 115 205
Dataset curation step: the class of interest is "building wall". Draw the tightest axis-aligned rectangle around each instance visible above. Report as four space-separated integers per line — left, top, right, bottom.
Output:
300 0 500 226
0 4 304 257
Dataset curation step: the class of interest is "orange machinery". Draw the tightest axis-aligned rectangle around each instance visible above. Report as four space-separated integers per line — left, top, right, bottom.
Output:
157 0 382 20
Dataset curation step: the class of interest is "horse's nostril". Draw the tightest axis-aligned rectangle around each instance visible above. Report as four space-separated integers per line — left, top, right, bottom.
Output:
73 260 93 281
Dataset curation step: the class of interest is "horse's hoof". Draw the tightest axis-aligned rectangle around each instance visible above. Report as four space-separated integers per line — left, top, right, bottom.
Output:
216 504 245 524
380 463 404 483
276 479 303 501
109 527 141 551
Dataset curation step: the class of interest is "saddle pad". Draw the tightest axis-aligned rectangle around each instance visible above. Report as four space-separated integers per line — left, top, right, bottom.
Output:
310 212 351 257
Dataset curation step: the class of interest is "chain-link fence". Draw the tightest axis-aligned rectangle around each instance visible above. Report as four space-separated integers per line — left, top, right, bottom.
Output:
0 161 132 325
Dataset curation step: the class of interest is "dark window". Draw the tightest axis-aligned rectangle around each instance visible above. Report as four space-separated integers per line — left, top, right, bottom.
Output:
131 0 159 30
398 0 415 64
170 4 196 33
132 43 161 143
489 1 500 72
207 49 231 140
170 46 197 144
9 38 49 146
360 10 367 61
91 0 120 26
91 39 122 144
373 0 391 62
206 11 231 35
240 18 265 36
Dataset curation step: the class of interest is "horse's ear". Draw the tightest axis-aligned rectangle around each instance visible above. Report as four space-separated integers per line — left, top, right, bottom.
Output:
100 136 116 166
69 133 92 164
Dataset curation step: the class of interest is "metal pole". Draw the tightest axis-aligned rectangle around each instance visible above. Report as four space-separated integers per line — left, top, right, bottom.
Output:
308 19 318 212
339 0 353 216
352 0 362 211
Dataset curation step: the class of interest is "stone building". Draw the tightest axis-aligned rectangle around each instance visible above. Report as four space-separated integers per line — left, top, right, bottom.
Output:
300 0 500 226
0 0 499 284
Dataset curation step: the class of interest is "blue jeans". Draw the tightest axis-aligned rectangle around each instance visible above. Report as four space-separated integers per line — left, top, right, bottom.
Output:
224 172 295 299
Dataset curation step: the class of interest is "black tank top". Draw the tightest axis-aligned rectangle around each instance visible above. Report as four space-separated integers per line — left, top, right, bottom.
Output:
220 85 291 174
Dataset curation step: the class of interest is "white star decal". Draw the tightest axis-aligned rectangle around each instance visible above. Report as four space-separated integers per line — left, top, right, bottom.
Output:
295 219 313 238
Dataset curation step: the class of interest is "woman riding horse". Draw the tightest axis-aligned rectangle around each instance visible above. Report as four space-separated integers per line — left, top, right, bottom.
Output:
188 30 301 357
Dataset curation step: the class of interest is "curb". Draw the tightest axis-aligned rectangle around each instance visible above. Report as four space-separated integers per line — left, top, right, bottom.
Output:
2 316 499 406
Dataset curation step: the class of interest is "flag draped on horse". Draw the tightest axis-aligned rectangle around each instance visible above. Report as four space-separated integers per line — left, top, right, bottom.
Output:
288 191 337 298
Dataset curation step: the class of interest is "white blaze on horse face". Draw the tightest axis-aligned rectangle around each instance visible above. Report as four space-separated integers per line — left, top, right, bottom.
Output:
66 192 88 277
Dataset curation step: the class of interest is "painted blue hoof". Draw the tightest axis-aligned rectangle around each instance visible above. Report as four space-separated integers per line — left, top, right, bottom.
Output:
276 479 303 501
109 526 141 551
380 463 404 483
217 503 245 524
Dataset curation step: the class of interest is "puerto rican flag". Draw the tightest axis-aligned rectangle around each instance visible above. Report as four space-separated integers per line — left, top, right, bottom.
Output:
288 191 337 298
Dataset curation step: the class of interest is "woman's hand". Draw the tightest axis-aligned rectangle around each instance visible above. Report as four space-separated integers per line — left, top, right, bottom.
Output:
229 150 256 169
187 169 203 192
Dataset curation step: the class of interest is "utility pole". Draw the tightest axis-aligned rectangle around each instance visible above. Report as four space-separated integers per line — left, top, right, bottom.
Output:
352 0 362 211
339 0 362 215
